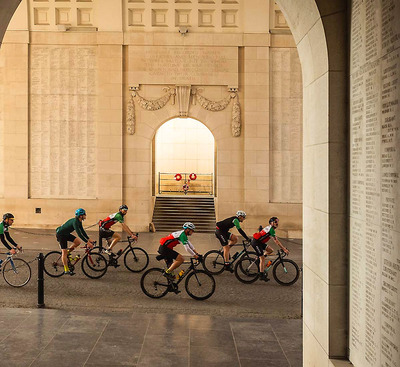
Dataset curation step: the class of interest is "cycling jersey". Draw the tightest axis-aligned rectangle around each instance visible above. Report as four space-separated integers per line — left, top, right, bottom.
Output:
253 225 276 244
216 216 250 241
99 212 124 230
56 218 89 243
0 221 18 250
160 230 196 256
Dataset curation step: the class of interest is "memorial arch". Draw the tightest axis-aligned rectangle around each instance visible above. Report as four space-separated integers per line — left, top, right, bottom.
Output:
0 1 398 367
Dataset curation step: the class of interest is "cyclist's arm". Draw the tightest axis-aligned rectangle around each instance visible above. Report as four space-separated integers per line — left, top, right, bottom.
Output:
5 232 18 248
0 233 12 250
121 222 135 238
233 218 250 241
183 240 197 256
272 237 289 254
73 220 90 243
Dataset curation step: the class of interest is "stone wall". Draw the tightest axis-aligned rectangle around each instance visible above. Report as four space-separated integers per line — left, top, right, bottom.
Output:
0 0 303 236
349 0 400 366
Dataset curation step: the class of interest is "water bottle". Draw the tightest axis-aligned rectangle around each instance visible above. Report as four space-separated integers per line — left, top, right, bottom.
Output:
117 249 123 256
232 252 240 260
177 270 184 279
266 260 272 269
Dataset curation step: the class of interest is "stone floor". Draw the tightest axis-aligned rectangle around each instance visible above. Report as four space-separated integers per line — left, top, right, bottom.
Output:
0 308 302 367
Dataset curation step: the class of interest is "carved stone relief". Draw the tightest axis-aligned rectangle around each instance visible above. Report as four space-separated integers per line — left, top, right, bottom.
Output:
127 85 241 136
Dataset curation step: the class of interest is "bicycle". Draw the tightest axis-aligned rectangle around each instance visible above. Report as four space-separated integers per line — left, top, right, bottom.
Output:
0 249 31 287
43 242 108 279
202 240 257 275
234 249 300 285
141 255 216 300
93 234 149 273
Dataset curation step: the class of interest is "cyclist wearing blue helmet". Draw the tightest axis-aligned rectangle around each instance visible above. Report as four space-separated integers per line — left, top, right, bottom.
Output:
56 208 95 275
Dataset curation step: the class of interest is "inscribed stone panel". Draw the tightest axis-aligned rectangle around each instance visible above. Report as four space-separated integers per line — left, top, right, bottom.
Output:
270 48 302 203
349 0 400 366
127 46 238 86
30 45 97 199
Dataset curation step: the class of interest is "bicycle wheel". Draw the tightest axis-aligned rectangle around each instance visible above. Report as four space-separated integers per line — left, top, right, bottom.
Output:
43 251 64 277
140 268 169 299
185 270 216 301
234 255 260 284
81 252 108 279
273 259 300 286
124 247 149 273
2 258 32 287
202 250 225 275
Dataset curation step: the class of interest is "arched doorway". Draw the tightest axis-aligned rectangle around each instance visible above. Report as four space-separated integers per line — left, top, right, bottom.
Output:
154 117 215 196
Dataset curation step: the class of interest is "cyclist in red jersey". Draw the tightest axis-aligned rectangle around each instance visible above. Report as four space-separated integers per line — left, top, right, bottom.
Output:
99 205 137 255
251 217 289 281
159 222 200 279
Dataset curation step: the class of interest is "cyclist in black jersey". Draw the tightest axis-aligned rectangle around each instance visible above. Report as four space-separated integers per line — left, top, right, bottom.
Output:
215 211 250 271
0 213 22 254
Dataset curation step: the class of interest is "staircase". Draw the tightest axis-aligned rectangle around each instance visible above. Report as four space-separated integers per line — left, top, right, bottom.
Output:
152 196 216 233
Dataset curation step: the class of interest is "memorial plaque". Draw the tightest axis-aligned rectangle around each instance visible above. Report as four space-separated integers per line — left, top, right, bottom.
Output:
350 0 400 366
127 46 238 86
30 45 97 199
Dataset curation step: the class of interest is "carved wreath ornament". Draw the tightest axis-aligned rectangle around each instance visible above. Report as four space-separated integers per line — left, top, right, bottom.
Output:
126 86 241 137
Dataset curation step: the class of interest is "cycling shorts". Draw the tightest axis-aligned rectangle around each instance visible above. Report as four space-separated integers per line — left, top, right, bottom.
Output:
99 227 114 239
251 238 267 257
158 245 179 266
215 228 233 247
56 233 76 250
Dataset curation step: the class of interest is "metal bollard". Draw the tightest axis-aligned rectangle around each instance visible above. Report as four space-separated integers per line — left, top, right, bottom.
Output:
37 253 45 308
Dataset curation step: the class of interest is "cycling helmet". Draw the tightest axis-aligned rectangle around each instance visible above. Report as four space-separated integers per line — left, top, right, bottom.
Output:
269 216 278 224
3 213 14 221
119 205 128 211
75 208 86 217
183 222 196 231
236 210 246 218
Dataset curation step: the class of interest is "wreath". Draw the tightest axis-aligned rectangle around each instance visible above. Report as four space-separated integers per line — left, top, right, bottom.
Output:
189 173 197 180
174 173 182 181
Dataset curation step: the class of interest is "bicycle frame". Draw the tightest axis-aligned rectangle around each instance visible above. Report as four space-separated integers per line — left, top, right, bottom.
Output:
217 240 252 263
164 257 201 286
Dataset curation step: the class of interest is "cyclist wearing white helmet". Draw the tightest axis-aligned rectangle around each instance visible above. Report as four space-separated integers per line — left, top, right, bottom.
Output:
215 211 250 271
98 205 137 255
158 222 200 279
56 208 95 275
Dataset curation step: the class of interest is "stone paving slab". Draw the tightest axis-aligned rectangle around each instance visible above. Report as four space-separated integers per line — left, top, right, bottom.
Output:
0 308 302 367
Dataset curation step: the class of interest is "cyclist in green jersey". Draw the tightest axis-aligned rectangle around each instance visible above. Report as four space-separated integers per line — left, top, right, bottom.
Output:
215 210 250 271
56 208 95 275
98 205 137 255
0 213 22 254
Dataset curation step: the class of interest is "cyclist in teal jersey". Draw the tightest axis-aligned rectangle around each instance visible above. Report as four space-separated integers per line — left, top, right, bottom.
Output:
56 208 95 275
98 205 137 255
0 213 22 254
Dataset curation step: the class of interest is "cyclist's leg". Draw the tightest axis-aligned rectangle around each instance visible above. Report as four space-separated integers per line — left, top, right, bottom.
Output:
68 236 80 253
108 232 121 251
251 239 265 273
224 233 237 263
265 244 274 256
57 234 70 272
168 254 184 273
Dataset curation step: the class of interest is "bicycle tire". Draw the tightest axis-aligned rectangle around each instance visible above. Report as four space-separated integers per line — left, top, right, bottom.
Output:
234 255 260 284
43 251 64 278
202 250 225 275
140 268 170 299
273 259 300 286
185 270 216 300
2 258 32 287
124 247 149 273
81 252 108 279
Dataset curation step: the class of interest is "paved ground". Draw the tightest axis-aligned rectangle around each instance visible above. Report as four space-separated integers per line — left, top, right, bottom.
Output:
0 229 303 319
0 308 302 367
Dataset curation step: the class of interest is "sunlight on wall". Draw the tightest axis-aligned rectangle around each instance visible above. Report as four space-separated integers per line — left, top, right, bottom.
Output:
155 118 214 176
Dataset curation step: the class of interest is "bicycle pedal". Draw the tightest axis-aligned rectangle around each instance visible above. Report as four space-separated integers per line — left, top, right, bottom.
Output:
173 289 181 294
